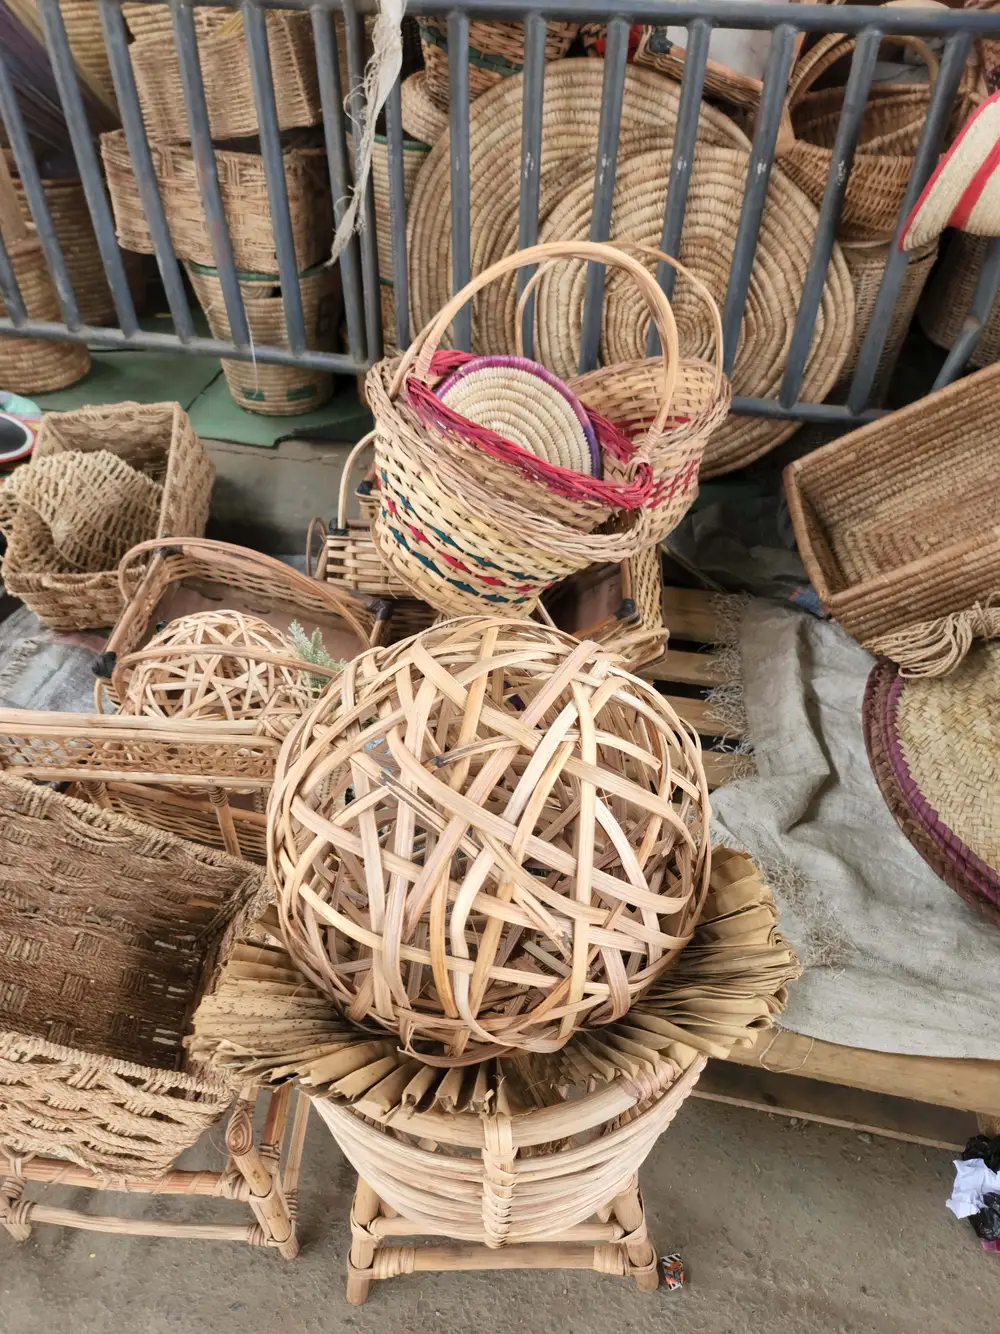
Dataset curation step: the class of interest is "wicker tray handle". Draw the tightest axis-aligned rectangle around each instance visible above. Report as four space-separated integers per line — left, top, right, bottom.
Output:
390 240 681 443
114 536 376 643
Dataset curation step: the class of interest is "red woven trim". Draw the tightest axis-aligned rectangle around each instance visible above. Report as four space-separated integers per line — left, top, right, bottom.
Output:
404 351 653 509
899 87 1000 248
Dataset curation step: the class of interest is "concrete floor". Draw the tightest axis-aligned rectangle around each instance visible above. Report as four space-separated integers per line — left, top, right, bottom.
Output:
5 1096 998 1334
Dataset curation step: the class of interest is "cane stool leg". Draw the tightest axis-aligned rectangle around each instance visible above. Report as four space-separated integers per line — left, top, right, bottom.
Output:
1 1174 32 1243
610 1177 659 1292
346 1178 384 1305
227 1087 299 1260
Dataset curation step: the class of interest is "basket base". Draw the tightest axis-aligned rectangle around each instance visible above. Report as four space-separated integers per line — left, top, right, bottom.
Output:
344 1174 660 1304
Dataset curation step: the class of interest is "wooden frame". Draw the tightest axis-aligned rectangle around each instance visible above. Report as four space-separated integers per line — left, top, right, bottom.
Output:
1 1086 309 1256
647 584 1000 1139
344 1173 659 1304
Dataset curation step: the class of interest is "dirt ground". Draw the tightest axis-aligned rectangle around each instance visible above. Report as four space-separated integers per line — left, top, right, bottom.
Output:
4 1095 998 1334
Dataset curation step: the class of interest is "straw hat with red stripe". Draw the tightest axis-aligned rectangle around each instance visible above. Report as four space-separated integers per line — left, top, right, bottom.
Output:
900 87 1000 250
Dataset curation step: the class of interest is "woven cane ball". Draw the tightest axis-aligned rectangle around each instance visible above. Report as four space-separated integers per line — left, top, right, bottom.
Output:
114 609 312 731
268 616 712 1063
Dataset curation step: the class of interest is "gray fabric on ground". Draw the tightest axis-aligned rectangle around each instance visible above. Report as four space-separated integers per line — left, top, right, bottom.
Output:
0 605 101 712
710 598 1000 1060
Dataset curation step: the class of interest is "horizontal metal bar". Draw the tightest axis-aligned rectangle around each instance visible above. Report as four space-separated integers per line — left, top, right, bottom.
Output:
172 0 1000 37
0 319 367 373
730 394 884 426
932 235 1000 391
97 0 195 340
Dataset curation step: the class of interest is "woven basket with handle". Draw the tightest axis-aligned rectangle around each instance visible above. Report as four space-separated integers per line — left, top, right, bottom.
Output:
784 360 1000 675
368 241 683 617
0 775 265 1178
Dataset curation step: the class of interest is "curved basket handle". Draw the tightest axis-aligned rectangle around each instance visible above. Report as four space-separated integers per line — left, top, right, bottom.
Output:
114 537 376 645
335 430 377 529
788 26 939 110
387 240 681 437
305 515 328 580
514 241 725 400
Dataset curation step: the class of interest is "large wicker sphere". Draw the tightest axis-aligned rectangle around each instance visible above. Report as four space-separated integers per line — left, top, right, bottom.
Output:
268 616 712 1064
115 609 312 729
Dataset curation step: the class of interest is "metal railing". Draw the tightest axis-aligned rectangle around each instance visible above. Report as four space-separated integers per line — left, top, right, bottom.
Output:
2 0 1000 428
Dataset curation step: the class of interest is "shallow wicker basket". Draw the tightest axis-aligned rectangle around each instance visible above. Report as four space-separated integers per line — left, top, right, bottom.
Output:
0 775 264 1178
0 235 90 393
131 10 321 141
418 17 578 109
0 402 212 630
187 262 340 416
784 360 1000 674
101 131 331 274
268 616 711 1064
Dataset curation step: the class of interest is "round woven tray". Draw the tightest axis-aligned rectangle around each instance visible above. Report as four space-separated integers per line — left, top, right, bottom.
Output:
406 60 748 351
530 147 852 475
863 657 1000 926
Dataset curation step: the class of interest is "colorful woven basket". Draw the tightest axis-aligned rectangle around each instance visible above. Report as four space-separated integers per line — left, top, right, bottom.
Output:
367 241 681 617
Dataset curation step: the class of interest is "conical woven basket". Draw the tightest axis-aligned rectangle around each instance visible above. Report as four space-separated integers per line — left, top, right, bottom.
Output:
187 263 339 416
0 234 90 394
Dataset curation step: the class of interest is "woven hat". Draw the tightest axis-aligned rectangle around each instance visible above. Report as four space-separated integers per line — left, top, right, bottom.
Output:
900 88 1000 250
863 652 1000 926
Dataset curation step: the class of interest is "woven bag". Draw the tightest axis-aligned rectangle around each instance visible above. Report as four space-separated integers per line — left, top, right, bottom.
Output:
784 360 1000 675
776 27 938 242
368 241 681 616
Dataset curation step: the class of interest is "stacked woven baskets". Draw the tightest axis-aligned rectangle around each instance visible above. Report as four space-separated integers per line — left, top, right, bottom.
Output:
100 10 336 416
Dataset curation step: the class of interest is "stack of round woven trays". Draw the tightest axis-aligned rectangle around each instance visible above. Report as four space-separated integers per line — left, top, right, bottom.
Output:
864 650 1000 927
406 59 850 475
367 240 729 618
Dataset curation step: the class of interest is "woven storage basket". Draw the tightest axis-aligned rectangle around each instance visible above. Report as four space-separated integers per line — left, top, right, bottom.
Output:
131 11 321 141
368 241 682 616
122 1 231 41
268 616 711 1063
837 235 938 399
53 0 118 110
407 60 750 349
920 231 1000 368
369 133 429 284
193 848 798 1288
864 655 1000 926
0 402 212 630
0 235 90 393
186 262 340 416
785 360 1000 674
400 71 449 145
418 17 578 109
530 147 851 476
8 163 145 326
776 27 938 242
0 775 264 1178
101 131 331 274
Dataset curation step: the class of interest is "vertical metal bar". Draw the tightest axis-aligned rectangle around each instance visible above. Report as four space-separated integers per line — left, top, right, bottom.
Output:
579 16 629 374
97 0 194 340
719 22 797 377
647 17 712 356
448 8 472 351
171 0 250 348
344 0 383 360
312 5 366 364
779 26 881 407
516 13 546 359
932 235 1000 390
36 0 138 335
848 29 974 412
384 75 411 350
0 231 27 325
0 48 81 329
243 0 306 354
